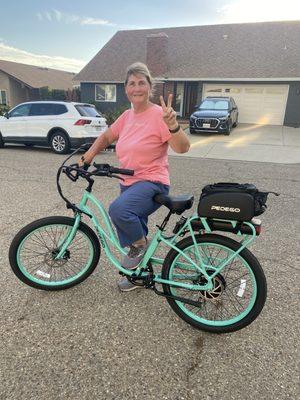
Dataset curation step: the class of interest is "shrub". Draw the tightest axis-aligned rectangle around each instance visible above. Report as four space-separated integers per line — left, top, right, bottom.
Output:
85 102 129 126
0 104 10 116
102 105 128 126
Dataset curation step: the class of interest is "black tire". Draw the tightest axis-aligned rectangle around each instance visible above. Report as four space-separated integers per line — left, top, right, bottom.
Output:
9 216 101 291
50 131 70 154
232 119 238 128
161 234 267 333
189 128 196 135
0 132 4 148
224 121 232 135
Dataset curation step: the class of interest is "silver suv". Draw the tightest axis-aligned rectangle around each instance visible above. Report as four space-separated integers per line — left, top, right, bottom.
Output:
0 101 107 154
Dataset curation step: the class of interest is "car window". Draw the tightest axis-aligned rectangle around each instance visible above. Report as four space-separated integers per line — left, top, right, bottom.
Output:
29 103 54 116
75 105 102 117
200 100 229 110
51 104 68 115
9 104 31 117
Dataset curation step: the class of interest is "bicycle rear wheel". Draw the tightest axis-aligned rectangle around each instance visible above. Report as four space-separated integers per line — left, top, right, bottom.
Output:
9 216 101 290
161 234 267 333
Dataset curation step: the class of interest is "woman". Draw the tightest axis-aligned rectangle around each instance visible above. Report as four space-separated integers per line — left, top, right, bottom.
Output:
80 62 190 291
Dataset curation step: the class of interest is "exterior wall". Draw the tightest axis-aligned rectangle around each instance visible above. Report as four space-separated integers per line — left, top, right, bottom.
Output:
164 82 175 98
151 82 164 105
197 80 300 126
196 82 204 105
0 70 10 104
284 82 300 127
81 83 130 113
184 82 199 117
146 33 169 77
81 79 300 126
9 77 32 107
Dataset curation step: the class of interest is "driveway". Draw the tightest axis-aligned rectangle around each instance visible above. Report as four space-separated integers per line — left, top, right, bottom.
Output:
0 147 299 400
172 124 300 164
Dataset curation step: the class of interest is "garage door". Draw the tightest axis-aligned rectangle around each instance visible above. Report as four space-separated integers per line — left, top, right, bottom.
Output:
202 84 289 125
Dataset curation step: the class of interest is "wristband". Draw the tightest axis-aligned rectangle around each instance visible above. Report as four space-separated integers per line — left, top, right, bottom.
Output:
169 124 181 134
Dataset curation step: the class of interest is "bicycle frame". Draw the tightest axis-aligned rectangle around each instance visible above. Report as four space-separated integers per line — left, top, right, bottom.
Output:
55 189 258 292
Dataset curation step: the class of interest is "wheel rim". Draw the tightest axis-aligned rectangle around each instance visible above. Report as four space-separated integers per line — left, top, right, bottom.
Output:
52 135 66 152
17 224 94 286
168 242 257 326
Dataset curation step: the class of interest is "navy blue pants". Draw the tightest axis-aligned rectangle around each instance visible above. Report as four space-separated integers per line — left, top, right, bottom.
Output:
109 181 169 248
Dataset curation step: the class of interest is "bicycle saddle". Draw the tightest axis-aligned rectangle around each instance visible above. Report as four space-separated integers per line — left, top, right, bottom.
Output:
154 194 194 214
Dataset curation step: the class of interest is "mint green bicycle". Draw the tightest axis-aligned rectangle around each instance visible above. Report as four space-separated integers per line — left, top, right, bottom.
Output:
9 148 270 333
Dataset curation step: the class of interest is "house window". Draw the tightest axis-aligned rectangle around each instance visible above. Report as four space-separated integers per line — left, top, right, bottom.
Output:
265 87 286 95
225 88 241 94
0 90 7 105
245 88 264 94
95 84 116 102
207 88 222 93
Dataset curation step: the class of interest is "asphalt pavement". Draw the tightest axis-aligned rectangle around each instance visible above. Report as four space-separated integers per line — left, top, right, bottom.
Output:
0 145 299 400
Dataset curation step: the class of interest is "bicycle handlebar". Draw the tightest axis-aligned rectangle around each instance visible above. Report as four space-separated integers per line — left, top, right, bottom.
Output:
56 145 135 212
92 163 134 176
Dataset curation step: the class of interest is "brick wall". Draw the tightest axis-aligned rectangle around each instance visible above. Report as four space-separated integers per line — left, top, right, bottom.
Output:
146 33 169 78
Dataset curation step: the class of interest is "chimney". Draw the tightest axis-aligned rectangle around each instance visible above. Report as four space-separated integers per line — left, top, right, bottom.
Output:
146 33 169 78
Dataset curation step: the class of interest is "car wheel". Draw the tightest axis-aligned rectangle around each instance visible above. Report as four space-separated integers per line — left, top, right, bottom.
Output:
189 128 196 134
232 119 238 128
50 131 70 154
224 122 232 136
0 133 4 148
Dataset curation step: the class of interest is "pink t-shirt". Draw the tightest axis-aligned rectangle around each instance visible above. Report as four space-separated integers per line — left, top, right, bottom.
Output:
110 104 172 186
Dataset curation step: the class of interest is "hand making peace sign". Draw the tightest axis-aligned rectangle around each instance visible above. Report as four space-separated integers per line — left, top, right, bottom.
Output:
160 94 179 131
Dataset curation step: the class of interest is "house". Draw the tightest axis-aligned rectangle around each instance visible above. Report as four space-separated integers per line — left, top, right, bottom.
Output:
75 20 300 127
0 59 79 108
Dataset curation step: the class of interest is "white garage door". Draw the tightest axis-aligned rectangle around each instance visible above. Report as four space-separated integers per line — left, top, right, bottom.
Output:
203 84 289 125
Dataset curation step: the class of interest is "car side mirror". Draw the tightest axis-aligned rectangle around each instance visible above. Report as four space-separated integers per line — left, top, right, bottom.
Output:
4 112 9 119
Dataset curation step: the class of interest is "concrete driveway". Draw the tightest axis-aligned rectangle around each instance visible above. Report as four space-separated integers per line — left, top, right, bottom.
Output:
172 124 300 164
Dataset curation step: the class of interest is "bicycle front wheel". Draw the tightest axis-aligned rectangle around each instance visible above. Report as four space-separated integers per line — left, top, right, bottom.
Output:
162 234 267 333
9 216 101 290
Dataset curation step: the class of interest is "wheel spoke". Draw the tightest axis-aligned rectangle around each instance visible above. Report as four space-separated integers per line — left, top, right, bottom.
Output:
17 223 95 285
166 239 259 328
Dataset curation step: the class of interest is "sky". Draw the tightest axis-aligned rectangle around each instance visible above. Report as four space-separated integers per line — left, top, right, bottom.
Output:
0 0 299 72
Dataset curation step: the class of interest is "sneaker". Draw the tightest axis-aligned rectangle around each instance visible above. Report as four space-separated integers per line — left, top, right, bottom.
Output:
122 242 148 270
118 277 144 292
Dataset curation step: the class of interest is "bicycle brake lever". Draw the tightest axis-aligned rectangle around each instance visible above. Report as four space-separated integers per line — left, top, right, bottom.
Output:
64 163 79 182
110 174 124 181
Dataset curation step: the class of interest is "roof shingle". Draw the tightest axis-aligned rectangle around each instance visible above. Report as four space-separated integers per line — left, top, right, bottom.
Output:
75 20 300 82
0 59 79 89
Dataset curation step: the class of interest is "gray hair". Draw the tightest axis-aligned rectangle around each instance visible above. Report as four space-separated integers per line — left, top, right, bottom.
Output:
124 62 153 87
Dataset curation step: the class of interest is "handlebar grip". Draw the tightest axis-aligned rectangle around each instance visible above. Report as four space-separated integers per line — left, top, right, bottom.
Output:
121 169 134 176
111 167 134 176
92 163 134 176
93 163 109 170
82 162 90 171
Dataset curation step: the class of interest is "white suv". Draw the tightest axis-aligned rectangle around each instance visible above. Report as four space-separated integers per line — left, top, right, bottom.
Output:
0 101 108 154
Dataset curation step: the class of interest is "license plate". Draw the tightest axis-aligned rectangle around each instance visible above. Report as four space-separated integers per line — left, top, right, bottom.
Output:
203 123 210 128
94 126 105 131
